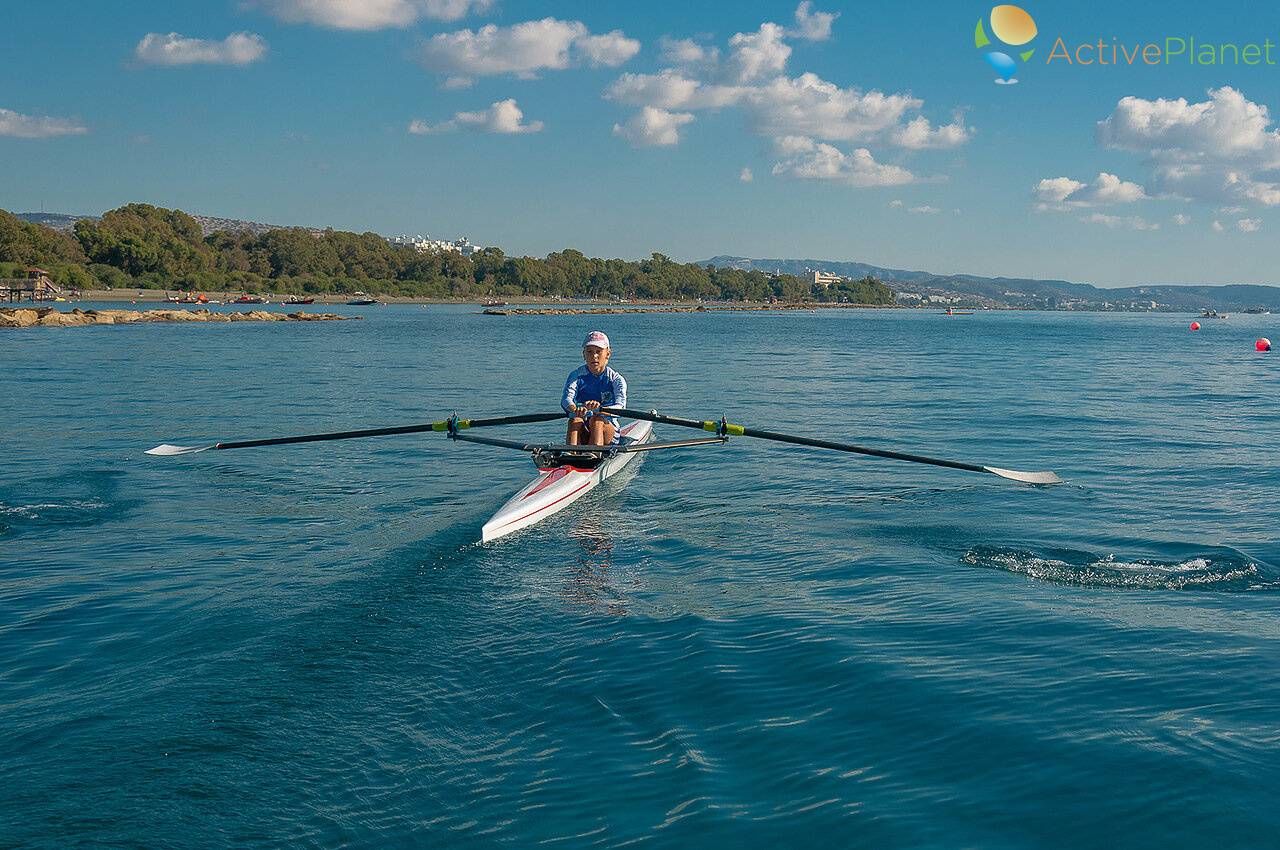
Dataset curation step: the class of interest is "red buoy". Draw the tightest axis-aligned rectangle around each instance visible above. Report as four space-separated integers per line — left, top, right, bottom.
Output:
1257 337 1272 352
1190 321 1201 331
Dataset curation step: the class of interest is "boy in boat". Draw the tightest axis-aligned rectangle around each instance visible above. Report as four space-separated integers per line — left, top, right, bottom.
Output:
563 331 627 446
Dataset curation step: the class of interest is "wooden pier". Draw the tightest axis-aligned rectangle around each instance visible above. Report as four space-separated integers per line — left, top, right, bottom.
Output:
0 269 64 302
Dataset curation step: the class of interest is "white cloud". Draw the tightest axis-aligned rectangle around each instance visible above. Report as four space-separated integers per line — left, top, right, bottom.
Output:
1218 205 1247 213
739 167 754 182
440 75 473 90
889 199 904 208
1034 177 1087 204
1095 87 1280 208
605 71 744 110
909 205 941 214
725 23 791 83
789 2 838 41
1173 213 1190 225
659 37 718 68
604 13 969 183
612 106 694 147
1034 172 1147 207
409 98 543 135
0 108 87 138
417 18 638 78
1212 220 1224 232
771 137 916 187
576 30 642 67
890 115 972 149
1237 218 1262 232
1079 212 1159 230
744 73 923 142
252 0 492 30
134 32 267 66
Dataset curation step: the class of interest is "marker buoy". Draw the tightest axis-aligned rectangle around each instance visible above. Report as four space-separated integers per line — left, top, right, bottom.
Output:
1190 321 1201 331
1257 338 1272 352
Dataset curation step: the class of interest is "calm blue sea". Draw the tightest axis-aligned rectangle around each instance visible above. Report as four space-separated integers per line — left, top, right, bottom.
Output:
2 305 1277 848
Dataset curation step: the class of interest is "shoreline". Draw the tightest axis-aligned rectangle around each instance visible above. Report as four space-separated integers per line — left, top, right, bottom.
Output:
0 306 355 328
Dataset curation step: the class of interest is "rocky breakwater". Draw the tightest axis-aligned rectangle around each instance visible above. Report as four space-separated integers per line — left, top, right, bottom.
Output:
0 308 357 328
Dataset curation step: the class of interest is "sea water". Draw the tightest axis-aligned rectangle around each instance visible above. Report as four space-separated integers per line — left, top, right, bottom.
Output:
2 305 1277 847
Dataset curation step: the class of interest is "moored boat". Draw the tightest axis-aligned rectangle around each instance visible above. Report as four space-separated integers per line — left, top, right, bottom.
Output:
282 297 315 305
233 293 268 304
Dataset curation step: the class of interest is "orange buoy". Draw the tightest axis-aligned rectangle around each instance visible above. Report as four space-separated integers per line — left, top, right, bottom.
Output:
1190 321 1201 331
1257 337 1272 352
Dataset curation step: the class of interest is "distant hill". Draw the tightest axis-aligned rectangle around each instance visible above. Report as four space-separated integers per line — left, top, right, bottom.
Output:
16 212 97 232
700 256 1280 312
17 210 320 238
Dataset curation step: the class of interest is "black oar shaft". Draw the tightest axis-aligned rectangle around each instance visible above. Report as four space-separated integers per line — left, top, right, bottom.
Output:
212 411 566 451
606 407 986 474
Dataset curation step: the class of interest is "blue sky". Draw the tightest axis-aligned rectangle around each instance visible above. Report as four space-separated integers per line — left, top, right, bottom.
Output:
5 0 1280 286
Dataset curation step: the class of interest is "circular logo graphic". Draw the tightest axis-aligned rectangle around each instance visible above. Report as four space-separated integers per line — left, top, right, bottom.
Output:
975 4 1037 84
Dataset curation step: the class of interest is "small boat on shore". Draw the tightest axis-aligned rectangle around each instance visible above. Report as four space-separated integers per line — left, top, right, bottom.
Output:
233 294 268 304
282 297 315 305
346 291 377 305
482 299 507 307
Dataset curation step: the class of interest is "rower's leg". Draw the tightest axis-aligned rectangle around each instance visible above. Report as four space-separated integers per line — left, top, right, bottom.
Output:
566 417 588 445
588 418 617 446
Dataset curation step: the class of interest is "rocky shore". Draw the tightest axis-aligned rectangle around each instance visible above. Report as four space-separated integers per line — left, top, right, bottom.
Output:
0 307 356 328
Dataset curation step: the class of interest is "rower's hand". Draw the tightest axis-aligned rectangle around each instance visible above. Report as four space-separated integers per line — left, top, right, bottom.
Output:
582 400 601 411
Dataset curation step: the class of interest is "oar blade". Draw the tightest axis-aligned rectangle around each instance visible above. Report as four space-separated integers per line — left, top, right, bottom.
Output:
145 443 213 456
983 466 1063 485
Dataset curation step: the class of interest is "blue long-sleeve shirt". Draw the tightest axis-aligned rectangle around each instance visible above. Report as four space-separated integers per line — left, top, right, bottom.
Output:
562 365 627 431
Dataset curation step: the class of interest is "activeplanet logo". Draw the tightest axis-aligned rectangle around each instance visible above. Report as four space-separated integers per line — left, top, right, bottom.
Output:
975 4 1038 84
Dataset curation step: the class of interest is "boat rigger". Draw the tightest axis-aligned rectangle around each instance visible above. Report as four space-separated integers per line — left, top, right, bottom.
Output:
145 407 1062 542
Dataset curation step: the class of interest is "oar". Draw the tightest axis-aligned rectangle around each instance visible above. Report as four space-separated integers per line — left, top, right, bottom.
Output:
145 411 567 456
605 407 1062 485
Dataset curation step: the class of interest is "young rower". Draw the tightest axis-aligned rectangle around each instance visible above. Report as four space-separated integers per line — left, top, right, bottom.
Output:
563 331 627 446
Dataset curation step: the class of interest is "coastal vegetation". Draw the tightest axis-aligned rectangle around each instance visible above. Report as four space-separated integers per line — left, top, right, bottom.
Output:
0 205 895 304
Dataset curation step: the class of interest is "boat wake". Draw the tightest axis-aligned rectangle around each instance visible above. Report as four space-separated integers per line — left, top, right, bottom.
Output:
962 545 1276 591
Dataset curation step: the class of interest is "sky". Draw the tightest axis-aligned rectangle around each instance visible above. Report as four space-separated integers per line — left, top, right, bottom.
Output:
5 0 1280 287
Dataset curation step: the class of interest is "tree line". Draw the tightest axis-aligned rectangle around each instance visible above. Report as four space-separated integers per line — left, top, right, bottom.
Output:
0 204 896 304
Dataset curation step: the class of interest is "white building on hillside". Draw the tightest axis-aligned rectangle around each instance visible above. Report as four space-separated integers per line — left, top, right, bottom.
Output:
388 234 478 256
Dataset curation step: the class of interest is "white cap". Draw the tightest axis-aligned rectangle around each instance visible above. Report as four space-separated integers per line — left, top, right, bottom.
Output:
582 330 610 349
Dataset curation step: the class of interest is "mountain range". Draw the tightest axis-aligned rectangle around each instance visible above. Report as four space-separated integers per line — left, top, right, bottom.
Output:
700 256 1280 312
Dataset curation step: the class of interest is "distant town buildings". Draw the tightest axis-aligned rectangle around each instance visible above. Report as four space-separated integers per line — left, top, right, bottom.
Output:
387 234 478 256
812 270 843 288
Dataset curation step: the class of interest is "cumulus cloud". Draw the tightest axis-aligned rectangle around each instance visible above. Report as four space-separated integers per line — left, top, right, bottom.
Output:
605 4 967 188
889 199 904 208
1212 220 1225 232
1034 172 1147 209
725 23 791 83
789 2 838 41
1173 213 1190 225
605 71 744 110
1079 212 1159 230
252 0 492 30
612 106 695 147
0 107 87 138
417 18 638 79
743 73 931 142
134 32 267 66
1095 87 1280 208
659 37 719 68
909 205 941 214
890 115 972 149
771 136 916 187
1237 218 1261 232
739 167 754 182
409 98 543 134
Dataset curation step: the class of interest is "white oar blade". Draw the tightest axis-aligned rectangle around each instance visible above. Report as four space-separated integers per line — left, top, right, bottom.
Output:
984 466 1063 485
145 443 213 456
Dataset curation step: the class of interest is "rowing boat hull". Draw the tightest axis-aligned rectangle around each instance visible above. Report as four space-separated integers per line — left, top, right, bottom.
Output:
480 420 652 543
